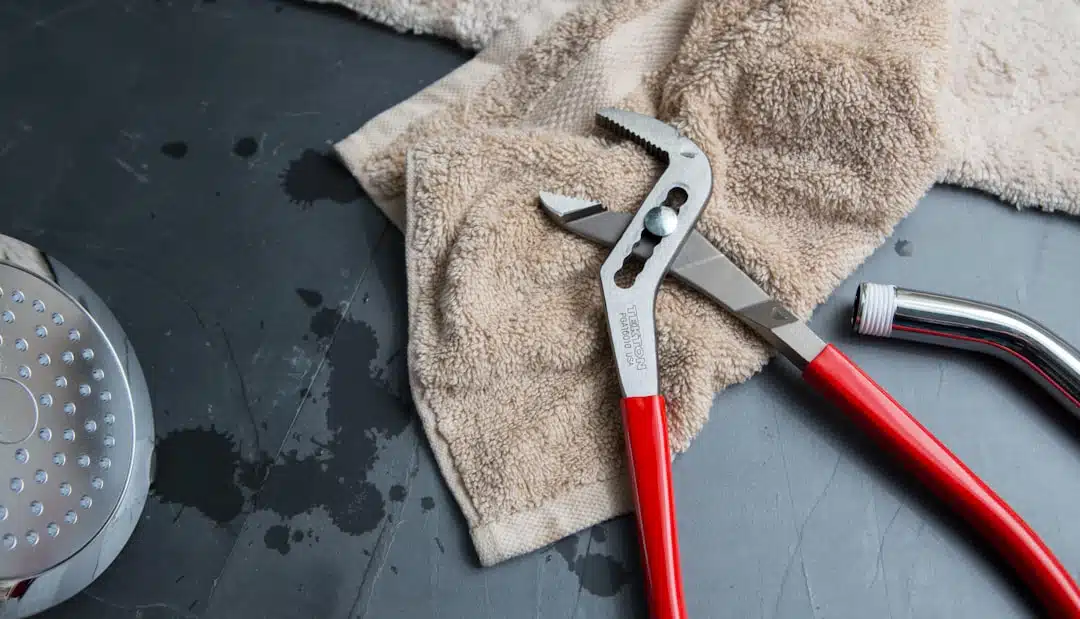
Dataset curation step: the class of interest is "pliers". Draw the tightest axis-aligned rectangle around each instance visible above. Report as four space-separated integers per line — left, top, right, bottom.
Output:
539 109 1080 619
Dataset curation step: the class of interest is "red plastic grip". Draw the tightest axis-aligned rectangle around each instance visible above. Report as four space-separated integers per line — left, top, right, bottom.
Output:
621 395 687 619
804 344 1080 618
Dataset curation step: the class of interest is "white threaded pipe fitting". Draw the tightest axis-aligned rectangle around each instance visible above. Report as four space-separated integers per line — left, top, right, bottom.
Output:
853 283 897 337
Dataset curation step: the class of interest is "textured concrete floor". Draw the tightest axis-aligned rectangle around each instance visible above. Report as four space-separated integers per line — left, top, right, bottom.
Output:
3 1 1080 617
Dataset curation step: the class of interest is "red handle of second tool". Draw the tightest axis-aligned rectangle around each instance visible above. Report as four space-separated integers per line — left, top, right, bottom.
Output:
621 395 687 619
804 344 1080 618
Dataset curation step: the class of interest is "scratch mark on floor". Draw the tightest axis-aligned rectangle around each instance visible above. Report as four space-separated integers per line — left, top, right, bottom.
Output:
219 324 264 456
114 157 150 183
934 361 947 399
483 572 495 619
769 454 841 619
352 435 420 619
80 591 198 619
799 556 819 619
33 0 99 28
771 406 799 525
271 222 390 467
872 504 903 587
356 517 405 619
797 455 841 553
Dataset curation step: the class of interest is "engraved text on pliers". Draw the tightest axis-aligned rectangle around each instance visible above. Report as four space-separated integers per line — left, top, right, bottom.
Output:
618 305 647 371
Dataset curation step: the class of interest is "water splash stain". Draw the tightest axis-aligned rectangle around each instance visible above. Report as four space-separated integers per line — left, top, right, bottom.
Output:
233 136 258 158
550 533 633 598
152 290 409 543
389 485 407 502
151 427 267 524
161 141 188 159
296 288 323 309
254 293 412 536
420 496 435 512
309 307 340 340
265 524 292 555
279 149 361 208
894 239 914 257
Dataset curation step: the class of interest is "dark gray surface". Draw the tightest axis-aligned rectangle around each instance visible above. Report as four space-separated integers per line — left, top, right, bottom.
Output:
2 1 1080 617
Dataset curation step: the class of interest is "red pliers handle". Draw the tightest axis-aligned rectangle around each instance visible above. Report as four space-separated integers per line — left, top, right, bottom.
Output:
622 395 685 619
806 344 1080 617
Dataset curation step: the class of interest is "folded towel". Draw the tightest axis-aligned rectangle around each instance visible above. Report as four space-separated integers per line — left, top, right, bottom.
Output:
344 0 948 565
306 0 530 50
337 0 1080 223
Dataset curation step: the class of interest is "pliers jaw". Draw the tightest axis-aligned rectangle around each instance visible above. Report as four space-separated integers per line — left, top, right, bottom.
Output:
590 108 713 398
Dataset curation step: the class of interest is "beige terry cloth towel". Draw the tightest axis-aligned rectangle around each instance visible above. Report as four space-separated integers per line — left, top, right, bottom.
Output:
306 0 532 49
339 0 1080 223
346 0 948 566
938 0 1080 213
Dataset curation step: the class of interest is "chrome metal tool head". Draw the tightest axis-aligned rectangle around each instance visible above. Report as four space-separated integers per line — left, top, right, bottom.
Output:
542 109 713 397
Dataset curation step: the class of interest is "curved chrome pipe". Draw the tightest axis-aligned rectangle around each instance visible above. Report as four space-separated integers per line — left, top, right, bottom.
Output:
851 283 1080 415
